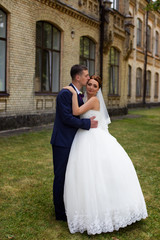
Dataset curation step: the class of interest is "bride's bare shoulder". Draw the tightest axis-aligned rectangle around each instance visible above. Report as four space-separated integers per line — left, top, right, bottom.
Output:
88 96 99 110
91 96 99 103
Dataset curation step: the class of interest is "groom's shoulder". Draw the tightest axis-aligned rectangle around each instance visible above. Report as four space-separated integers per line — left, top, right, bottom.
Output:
57 85 72 98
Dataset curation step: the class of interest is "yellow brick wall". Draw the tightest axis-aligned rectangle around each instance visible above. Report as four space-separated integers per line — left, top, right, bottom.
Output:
0 0 100 116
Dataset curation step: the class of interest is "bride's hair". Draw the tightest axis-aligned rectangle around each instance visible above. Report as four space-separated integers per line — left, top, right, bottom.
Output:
90 75 102 88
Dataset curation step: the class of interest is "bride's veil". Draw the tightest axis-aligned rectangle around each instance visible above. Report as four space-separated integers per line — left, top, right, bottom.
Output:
97 88 111 125
84 88 111 126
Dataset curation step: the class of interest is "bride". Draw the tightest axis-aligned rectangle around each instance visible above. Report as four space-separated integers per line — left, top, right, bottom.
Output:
63 75 148 235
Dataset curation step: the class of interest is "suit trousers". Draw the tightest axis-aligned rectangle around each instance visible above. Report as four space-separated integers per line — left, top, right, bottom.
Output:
52 145 70 220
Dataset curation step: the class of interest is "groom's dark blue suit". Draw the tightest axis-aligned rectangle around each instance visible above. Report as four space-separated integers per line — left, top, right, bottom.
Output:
50 83 90 220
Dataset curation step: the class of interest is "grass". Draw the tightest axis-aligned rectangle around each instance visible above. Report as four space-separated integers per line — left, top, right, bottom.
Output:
0 107 160 240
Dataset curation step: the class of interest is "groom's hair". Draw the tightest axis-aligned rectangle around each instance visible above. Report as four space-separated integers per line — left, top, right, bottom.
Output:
70 64 88 80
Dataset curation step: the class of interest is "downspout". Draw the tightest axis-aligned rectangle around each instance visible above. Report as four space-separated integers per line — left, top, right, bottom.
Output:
99 0 105 83
143 2 149 105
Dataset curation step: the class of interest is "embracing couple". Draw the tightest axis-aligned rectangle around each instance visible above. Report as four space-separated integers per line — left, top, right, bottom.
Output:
50 64 147 235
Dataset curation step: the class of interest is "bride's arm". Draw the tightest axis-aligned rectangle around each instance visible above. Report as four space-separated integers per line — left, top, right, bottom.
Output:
63 86 99 116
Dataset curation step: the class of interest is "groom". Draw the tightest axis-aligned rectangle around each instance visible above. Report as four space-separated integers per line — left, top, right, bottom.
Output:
50 64 98 221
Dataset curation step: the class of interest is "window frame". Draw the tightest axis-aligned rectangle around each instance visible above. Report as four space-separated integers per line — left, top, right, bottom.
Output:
154 73 159 98
147 25 151 52
80 36 95 76
146 70 151 97
128 65 132 97
111 0 119 11
108 47 120 96
137 18 142 47
35 21 61 94
136 68 142 97
155 31 159 56
0 8 7 94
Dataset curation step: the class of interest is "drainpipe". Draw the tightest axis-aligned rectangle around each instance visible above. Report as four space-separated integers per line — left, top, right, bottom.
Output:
99 0 105 82
143 2 149 105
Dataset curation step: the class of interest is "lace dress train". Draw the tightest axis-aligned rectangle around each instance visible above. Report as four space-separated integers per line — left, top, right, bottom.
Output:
64 110 148 235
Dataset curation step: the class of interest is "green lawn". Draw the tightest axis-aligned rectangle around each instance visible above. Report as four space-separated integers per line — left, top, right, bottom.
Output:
0 107 160 240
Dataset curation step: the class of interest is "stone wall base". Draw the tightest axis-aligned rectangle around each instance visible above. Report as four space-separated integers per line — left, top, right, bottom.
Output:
108 107 128 116
127 102 160 108
0 107 129 131
2 103 159 131
0 113 55 131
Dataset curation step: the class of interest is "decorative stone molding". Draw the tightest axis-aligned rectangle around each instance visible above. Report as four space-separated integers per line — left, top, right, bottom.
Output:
103 8 114 53
130 0 136 4
136 50 145 62
102 3 134 57
123 16 134 60
45 99 53 109
148 11 155 21
155 59 160 68
147 55 154 66
0 100 7 112
139 2 145 13
36 0 100 28
36 99 43 110
108 95 120 108
78 0 99 15
0 0 13 12
157 18 160 27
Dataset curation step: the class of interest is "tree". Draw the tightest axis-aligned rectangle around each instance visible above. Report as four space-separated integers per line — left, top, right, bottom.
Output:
146 0 160 11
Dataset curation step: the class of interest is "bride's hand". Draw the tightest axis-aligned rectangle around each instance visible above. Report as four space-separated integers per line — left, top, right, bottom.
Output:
63 86 76 94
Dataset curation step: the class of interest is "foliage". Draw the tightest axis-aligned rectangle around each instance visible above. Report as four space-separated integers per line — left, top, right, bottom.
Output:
146 0 160 11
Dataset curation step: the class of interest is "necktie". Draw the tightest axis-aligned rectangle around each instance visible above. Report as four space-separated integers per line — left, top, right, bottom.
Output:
78 93 84 103
78 93 84 98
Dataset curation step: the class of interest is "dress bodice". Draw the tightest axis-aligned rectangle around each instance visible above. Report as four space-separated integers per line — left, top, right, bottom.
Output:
80 110 108 130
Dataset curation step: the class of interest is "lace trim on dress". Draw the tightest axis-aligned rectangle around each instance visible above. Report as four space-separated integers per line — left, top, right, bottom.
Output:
66 209 148 235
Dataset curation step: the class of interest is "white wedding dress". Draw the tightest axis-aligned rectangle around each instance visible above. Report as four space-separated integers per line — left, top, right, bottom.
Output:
64 110 148 235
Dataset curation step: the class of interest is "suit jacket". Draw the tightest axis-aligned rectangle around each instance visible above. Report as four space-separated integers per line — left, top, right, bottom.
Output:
50 83 90 148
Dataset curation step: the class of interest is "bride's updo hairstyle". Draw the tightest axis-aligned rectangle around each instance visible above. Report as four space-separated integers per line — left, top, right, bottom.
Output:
89 75 102 88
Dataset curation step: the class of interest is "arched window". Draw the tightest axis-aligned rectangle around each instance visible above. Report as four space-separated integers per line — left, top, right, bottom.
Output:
147 25 151 52
155 31 159 56
0 9 7 92
136 68 142 97
146 70 151 97
80 36 95 75
128 65 132 96
137 18 142 47
108 47 120 95
154 73 159 98
35 21 61 93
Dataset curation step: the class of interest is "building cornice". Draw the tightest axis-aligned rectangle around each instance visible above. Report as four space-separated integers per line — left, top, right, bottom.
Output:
36 0 100 28
130 0 136 6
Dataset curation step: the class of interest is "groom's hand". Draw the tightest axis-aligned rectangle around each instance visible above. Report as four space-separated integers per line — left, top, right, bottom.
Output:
90 116 98 128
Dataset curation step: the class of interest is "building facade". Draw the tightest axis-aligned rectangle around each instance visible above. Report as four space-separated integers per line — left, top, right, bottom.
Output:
0 0 159 130
0 0 100 129
128 0 160 106
101 0 133 115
